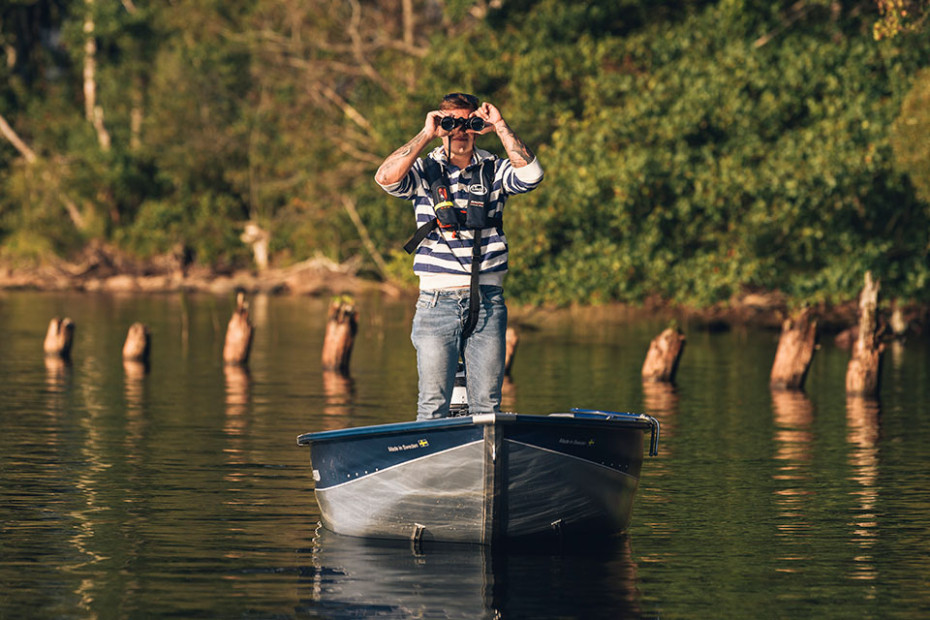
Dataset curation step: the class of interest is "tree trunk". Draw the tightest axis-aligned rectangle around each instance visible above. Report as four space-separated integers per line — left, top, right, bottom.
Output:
642 327 685 383
83 0 111 151
770 308 818 390
240 222 271 272
322 296 357 374
130 76 144 151
223 293 254 366
44 317 75 359
889 300 908 338
846 272 884 398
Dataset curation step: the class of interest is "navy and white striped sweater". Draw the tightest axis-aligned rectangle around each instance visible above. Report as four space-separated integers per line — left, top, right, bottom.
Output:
378 146 543 289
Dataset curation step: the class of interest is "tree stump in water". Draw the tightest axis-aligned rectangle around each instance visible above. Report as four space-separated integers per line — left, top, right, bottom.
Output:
642 327 685 383
122 322 151 364
504 327 519 377
322 296 357 374
846 272 884 398
44 317 75 359
223 292 254 366
770 308 817 391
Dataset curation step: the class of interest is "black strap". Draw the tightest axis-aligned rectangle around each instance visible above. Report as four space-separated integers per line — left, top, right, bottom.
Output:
403 219 438 254
403 216 501 255
461 227 482 340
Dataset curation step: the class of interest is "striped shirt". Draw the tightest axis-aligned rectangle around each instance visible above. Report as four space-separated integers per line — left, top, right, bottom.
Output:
378 146 544 289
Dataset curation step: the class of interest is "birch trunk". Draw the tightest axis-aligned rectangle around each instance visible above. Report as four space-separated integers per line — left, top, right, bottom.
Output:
84 0 111 151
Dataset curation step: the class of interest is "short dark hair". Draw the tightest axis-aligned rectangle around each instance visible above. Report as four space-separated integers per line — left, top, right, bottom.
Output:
440 92 479 112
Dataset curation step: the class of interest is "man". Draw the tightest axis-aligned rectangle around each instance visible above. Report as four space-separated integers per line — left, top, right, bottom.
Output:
375 92 543 420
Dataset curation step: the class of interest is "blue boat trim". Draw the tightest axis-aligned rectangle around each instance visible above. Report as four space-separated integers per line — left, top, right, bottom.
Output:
297 415 480 446
298 410 660 457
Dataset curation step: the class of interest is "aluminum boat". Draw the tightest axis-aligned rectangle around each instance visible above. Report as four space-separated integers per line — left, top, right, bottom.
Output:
297 408 659 545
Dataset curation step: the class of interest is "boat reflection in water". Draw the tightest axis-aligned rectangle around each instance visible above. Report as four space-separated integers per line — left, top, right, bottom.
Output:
298 526 643 618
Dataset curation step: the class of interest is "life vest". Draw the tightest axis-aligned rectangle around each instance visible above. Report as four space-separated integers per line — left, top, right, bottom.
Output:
402 157 500 254
402 156 501 341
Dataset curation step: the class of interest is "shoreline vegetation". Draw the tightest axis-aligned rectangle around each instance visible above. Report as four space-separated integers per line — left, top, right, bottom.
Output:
3 243 924 339
3 4 929 326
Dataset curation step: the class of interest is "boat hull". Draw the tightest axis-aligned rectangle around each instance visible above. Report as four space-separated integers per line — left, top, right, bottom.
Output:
298 411 658 544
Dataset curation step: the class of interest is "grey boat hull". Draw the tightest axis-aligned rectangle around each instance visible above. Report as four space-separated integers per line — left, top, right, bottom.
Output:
298 410 659 545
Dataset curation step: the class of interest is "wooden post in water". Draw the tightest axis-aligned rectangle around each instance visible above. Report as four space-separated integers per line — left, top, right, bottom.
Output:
504 327 519 377
223 292 254 366
846 272 884 398
322 295 357 375
122 322 151 364
43 317 75 359
642 326 686 383
770 307 817 391
889 300 908 339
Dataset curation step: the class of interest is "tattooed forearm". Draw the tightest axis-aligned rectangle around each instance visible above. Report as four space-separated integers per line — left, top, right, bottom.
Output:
375 129 431 185
495 121 535 168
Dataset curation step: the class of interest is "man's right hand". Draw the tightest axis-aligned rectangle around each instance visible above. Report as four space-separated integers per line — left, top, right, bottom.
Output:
424 110 451 139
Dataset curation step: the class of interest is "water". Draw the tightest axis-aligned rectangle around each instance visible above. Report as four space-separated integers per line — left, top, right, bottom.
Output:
1 290 929 618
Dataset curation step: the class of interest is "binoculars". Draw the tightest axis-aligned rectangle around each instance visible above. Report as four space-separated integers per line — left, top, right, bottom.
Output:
440 116 485 132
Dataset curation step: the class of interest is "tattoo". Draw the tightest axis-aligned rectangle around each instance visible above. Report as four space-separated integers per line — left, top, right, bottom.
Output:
495 122 535 167
376 130 431 184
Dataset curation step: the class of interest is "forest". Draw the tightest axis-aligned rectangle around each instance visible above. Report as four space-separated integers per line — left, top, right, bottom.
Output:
1 0 929 308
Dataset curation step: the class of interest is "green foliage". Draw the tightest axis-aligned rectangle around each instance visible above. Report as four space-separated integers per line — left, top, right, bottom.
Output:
1 0 929 308
891 68 930 203
491 2 930 306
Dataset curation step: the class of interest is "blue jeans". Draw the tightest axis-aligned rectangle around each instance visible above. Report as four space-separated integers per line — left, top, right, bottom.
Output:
411 285 507 420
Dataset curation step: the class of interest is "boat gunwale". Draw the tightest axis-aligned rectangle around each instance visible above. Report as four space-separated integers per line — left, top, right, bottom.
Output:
297 411 657 447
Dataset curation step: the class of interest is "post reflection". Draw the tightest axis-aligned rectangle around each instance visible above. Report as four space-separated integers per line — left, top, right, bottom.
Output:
224 365 251 433
44 355 72 393
322 371 355 430
845 396 881 584
223 365 252 487
641 381 679 445
501 376 517 412
299 528 643 618
123 360 148 410
123 360 149 456
770 389 814 571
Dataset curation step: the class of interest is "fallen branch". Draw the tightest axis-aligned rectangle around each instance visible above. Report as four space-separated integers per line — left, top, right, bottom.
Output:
341 195 389 278
0 112 85 230
0 112 38 163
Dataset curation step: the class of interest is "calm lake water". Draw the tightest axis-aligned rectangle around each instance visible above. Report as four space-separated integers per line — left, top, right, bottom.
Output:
1 290 929 619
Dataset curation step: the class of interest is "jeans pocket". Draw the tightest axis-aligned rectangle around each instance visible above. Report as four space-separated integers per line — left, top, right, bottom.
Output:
415 291 438 309
481 286 505 307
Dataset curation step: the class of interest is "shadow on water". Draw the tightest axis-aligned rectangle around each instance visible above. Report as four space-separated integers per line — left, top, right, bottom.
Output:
297 527 647 619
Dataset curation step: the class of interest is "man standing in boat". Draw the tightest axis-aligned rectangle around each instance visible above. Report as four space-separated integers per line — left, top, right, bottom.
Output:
375 93 544 420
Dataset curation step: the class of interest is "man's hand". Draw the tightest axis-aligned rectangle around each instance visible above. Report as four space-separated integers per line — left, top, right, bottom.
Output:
473 102 503 134
423 110 447 139
474 101 535 167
